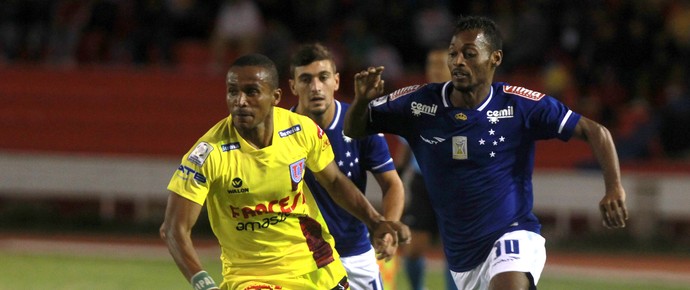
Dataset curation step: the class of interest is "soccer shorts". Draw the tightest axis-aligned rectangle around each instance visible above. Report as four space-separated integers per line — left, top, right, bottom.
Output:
450 230 546 290
340 248 384 290
220 259 349 290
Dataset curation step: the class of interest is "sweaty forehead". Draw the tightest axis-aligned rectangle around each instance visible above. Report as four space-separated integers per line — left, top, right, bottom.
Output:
226 66 272 87
450 30 490 49
295 60 335 76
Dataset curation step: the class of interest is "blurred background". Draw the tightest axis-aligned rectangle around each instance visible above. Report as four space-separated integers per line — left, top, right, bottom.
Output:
1 0 689 288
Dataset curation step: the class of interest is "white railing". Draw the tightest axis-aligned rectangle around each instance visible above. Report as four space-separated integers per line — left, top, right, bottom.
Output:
2 150 689 238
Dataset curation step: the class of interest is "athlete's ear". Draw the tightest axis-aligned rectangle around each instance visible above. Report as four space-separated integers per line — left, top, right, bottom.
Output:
491 50 503 67
273 88 282 106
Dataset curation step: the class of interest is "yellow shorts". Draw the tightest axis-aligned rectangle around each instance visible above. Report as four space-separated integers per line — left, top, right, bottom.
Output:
220 261 348 290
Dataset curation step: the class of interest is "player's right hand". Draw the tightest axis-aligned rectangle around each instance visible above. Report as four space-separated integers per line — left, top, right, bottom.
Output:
354 66 385 102
371 220 410 261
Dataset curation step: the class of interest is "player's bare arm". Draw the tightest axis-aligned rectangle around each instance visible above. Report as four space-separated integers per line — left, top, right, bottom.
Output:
373 170 405 222
343 66 385 138
372 170 406 260
313 161 410 260
573 116 629 229
160 192 212 283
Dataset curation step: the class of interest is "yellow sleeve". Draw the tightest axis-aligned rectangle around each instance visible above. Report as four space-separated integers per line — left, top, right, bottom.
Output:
167 141 215 205
303 119 334 173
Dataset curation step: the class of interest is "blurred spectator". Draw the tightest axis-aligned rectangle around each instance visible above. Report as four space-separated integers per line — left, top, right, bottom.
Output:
48 0 91 68
659 66 690 159
257 19 295 76
76 0 120 63
365 40 404 85
208 0 264 72
130 0 175 66
412 3 453 53
0 0 54 63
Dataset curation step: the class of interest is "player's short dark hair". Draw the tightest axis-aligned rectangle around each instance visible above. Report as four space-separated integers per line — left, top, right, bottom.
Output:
289 43 337 78
454 16 503 51
230 53 280 89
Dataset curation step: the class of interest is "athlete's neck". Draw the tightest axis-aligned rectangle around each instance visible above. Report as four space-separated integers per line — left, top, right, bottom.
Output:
295 102 335 129
235 115 274 149
450 85 491 109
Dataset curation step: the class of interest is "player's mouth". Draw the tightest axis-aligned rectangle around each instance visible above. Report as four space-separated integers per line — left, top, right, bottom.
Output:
452 69 470 80
310 95 326 104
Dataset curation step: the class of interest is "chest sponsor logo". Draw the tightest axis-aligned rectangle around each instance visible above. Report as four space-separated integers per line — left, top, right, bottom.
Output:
279 124 302 138
503 85 545 101
486 106 514 124
227 177 249 194
221 142 240 152
411 101 438 117
188 142 213 166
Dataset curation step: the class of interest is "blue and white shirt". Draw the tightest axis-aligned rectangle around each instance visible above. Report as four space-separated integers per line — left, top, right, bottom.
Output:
293 100 396 257
364 81 581 271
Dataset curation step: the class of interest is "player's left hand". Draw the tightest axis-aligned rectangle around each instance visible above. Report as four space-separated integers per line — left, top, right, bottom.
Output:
371 220 410 261
599 185 628 229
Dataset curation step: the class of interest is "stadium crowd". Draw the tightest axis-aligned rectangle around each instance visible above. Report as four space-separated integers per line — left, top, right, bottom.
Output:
2 0 689 161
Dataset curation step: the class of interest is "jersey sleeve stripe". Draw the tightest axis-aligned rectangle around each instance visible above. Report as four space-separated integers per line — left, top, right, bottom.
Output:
558 110 573 134
371 158 394 171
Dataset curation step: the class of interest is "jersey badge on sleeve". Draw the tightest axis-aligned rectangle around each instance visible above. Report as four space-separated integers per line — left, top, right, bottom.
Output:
188 142 214 166
290 158 306 191
370 95 388 107
503 85 545 101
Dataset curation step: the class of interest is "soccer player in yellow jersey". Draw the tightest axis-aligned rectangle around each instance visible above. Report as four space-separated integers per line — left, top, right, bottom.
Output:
160 53 410 290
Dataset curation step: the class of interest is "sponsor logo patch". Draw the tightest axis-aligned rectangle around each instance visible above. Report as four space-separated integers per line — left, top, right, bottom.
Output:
390 84 423 101
411 101 438 117
221 142 240 152
486 106 514 124
278 125 302 138
503 85 545 101
188 142 213 166
370 95 388 107
176 165 207 184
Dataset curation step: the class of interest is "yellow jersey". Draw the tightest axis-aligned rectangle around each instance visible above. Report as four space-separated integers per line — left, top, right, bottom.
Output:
168 107 342 279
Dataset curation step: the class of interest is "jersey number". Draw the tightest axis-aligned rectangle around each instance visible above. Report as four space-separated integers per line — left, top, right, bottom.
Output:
494 239 520 257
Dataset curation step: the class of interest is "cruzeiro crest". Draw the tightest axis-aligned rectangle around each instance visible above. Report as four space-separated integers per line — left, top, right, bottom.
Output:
290 158 306 191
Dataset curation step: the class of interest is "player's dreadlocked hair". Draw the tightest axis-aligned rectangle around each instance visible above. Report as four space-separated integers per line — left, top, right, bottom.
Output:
454 16 503 52
289 43 337 78
231 53 280 89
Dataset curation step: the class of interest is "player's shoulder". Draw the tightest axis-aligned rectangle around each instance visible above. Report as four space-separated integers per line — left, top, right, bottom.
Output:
494 82 548 102
389 82 443 100
274 107 324 139
197 117 232 145
371 82 444 109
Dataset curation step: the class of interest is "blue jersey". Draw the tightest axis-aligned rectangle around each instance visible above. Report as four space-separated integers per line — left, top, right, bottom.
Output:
292 100 396 257
364 82 581 271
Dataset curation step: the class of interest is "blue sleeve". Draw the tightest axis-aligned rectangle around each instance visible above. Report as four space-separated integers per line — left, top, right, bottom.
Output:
366 85 423 138
526 95 581 141
360 133 395 173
